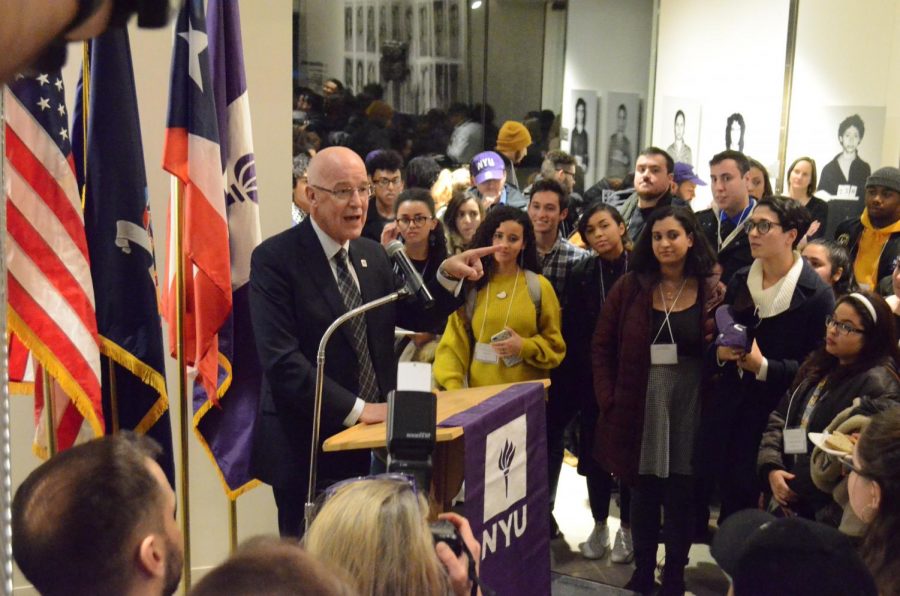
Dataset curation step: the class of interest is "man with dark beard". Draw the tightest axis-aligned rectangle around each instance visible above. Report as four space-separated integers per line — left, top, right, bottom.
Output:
12 433 183 596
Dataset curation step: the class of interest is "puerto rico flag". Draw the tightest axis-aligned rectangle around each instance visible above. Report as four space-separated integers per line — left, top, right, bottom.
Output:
162 0 233 406
192 0 263 499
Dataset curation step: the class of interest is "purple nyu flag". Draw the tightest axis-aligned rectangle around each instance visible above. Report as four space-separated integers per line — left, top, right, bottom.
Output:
440 383 550 595
192 0 263 499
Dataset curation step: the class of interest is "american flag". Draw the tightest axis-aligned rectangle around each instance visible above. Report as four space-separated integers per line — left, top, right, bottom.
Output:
162 0 233 405
4 72 104 453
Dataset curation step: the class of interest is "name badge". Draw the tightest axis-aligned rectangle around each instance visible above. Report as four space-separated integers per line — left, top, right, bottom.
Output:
784 427 808 455
650 343 678 365
474 342 499 364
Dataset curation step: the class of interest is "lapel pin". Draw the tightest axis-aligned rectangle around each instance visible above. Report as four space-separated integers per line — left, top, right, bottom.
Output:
360 259 368 268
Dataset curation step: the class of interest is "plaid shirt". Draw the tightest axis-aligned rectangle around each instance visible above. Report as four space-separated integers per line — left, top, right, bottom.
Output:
539 235 589 299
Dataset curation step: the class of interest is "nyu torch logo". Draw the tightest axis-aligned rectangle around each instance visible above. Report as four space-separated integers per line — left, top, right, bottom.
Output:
499 439 515 498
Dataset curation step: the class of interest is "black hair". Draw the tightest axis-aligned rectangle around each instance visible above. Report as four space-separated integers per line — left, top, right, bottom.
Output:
324 78 345 92
755 196 812 249
447 102 471 118
470 205 540 290
405 156 442 189
365 149 404 177
638 146 675 175
393 188 448 265
806 239 856 296
838 114 865 140
577 202 632 253
617 103 627 117
858 407 900 595
574 98 586 127
793 290 898 393
630 205 716 277
747 157 774 198
787 156 819 198
710 150 751 175
12 433 168 596
674 109 685 125
529 178 569 211
726 113 746 152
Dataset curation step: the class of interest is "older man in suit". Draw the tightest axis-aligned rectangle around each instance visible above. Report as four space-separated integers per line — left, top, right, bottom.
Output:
249 147 493 537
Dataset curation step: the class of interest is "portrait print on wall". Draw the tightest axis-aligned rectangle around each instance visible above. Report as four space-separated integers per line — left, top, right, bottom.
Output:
786 105 885 203
653 97 701 168
725 113 746 153
356 60 364 93
566 90 598 184
433 0 445 57
345 6 353 52
418 5 429 56
379 6 387 43
449 3 460 58
344 58 353 90
367 6 376 52
600 92 641 182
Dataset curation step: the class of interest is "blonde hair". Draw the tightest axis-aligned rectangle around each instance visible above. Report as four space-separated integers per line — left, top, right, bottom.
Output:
432 167 473 210
304 479 448 596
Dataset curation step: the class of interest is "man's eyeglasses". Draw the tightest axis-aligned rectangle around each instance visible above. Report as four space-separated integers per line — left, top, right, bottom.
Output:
745 219 783 235
373 177 402 188
825 315 865 336
397 215 433 228
557 168 576 179
311 184 372 202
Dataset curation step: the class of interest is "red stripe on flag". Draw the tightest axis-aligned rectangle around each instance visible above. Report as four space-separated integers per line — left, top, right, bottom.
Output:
8 277 102 401
162 127 189 182
5 127 90 261
7 202 98 334
8 335 30 382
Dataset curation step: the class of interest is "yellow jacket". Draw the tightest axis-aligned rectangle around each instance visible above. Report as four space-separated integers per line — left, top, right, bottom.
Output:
433 270 565 389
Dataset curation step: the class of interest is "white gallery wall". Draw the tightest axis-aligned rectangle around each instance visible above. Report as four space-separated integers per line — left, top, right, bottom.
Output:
12 1 291 591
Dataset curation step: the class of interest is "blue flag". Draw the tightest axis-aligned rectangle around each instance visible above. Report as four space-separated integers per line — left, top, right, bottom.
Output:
192 0 263 499
73 27 175 484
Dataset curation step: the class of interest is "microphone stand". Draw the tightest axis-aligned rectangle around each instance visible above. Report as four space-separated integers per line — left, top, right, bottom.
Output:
304 287 411 532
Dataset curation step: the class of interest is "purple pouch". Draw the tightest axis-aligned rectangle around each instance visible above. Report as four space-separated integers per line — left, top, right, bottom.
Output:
715 305 750 351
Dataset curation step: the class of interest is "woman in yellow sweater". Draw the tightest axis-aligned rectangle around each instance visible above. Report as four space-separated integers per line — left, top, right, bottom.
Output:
434 205 565 389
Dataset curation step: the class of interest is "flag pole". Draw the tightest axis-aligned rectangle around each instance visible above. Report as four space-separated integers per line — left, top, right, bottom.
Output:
0 87 15 596
42 368 57 456
174 177 192 590
229 500 238 552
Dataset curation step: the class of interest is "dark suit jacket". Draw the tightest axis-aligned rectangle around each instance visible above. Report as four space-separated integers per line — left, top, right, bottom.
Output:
249 218 457 489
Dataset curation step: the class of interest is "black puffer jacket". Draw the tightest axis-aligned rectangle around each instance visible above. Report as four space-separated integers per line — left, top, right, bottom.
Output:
757 360 900 520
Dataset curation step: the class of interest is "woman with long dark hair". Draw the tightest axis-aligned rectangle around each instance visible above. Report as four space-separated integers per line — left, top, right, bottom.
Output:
554 203 634 562
434 206 565 389
802 238 856 298
592 206 719 594
747 158 773 201
442 189 484 255
847 407 900 595
758 291 900 523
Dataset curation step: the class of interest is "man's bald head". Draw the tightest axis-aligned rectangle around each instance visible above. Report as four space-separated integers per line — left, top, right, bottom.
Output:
306 147 370 243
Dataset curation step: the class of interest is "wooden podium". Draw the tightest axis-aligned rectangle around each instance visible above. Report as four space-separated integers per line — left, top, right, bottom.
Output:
323 380 550 513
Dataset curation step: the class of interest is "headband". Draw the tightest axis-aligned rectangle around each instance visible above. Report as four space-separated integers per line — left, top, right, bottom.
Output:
848 292 877 324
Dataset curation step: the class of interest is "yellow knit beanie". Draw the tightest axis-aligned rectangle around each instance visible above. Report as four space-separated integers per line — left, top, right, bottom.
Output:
495 120 532 154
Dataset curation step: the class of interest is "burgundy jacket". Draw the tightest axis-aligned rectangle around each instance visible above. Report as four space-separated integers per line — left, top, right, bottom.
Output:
591 271 720 484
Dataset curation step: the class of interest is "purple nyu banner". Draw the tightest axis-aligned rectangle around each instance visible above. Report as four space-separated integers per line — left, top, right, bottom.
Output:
440 383 550 595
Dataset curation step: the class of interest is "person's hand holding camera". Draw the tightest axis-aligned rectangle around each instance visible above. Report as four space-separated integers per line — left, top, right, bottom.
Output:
435 512 482 596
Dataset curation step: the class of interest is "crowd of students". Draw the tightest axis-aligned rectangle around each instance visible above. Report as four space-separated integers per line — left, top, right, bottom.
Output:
292 117 900 594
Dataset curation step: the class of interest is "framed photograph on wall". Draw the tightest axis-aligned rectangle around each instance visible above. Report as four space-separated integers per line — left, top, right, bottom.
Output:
600 92 641 182
345 6 353 52
653 97 701 167
356 5 364 51
565 90 598 185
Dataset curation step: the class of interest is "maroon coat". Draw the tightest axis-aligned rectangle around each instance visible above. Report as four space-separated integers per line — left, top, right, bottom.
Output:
591 272 720 484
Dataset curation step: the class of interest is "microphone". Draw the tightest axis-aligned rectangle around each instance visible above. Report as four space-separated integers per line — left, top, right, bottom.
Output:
386 240 435 308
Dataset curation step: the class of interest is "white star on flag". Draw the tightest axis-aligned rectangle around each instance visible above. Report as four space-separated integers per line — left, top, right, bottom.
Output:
37 97 50 111
57 104 66 116
54 78 63 91
178 22 208 93
35 73 49 85
59 128 69 141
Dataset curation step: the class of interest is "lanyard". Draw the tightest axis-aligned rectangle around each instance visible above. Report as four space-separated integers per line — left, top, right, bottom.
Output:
651 279 686 344
717 201 754 251
478 269 520 342
598 252 628 303
800 380 827 429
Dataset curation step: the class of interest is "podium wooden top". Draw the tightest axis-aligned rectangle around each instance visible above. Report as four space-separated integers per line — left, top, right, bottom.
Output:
322 380 550 452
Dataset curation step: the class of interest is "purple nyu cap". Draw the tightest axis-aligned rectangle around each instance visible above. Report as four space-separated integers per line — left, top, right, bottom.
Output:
470 151 506 185
674 162 707 185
